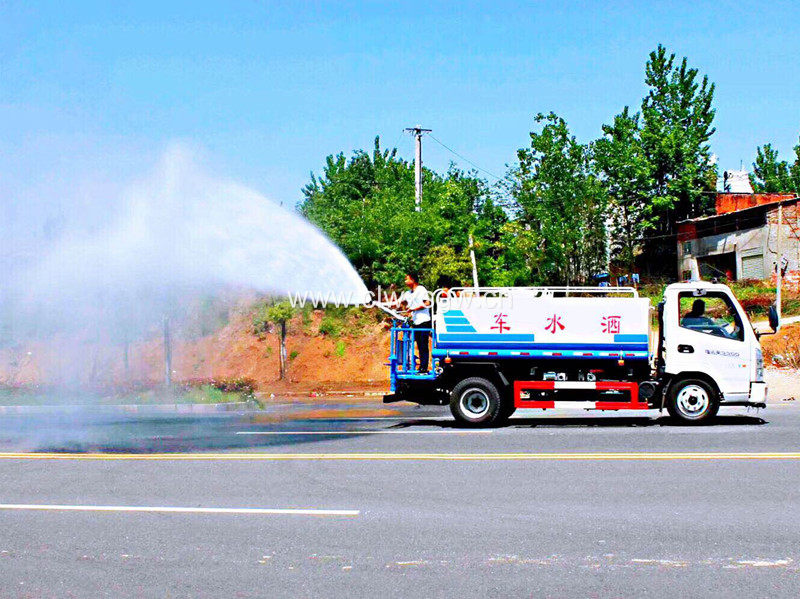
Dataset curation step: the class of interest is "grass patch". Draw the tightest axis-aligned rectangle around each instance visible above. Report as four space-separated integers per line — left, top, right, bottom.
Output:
183 384 245 404
318 315 343 337
0 378 259 407
317 305 382 337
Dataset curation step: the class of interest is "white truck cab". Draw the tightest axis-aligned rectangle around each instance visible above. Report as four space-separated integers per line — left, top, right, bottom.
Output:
659 281 768 419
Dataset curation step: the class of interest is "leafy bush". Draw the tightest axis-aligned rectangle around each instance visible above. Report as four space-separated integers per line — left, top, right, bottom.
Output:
739 295 773 316
783 298 800 316
335 340 346 358
316 305 381 338
198 385 226 403
252 303 272 337
252 300 299 336
318 316 343 337
267 301 298 325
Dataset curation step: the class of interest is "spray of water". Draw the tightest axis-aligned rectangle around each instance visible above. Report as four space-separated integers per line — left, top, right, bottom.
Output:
0 143 369 386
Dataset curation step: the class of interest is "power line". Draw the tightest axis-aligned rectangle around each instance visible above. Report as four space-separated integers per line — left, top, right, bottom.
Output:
428 134 504 182
389 129 407 155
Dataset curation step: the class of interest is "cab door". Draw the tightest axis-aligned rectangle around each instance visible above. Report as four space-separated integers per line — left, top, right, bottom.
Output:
667 289 751 397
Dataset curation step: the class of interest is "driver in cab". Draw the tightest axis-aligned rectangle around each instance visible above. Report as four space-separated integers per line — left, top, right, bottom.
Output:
681 299 714 327
681 298 742 340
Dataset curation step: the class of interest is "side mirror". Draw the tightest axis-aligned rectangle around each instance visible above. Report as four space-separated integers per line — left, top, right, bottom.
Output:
769 304 780 332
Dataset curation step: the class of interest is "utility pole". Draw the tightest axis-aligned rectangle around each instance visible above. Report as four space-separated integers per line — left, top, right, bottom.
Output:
405 126 431 211
163 315 172 387
468 233 480 289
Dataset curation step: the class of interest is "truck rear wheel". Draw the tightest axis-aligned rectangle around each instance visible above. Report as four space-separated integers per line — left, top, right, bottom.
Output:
450 377 503 427
667 378 719 424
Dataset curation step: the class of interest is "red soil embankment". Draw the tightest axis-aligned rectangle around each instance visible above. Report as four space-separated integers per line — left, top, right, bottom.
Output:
761 322 800 368
0 311 392 393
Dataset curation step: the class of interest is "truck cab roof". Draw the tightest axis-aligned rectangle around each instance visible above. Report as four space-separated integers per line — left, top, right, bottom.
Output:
665 280 733 294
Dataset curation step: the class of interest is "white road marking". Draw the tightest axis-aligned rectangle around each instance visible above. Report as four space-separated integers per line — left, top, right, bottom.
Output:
0 504 359 516
235 430 492 435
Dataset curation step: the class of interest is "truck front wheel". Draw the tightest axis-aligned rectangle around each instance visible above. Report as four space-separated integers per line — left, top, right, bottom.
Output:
450 377 503 427
667 378 719 424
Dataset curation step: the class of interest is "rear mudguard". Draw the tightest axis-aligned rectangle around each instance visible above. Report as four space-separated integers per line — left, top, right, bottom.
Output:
384 379 447 405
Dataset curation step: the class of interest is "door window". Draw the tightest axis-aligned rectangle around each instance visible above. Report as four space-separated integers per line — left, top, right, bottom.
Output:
678 292 744 341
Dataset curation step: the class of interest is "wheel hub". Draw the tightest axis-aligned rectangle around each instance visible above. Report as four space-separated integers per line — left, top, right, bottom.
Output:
460 388 490 419
676 384 710 418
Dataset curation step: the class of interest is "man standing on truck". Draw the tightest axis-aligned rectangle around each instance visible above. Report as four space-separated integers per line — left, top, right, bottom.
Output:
399 272 431 372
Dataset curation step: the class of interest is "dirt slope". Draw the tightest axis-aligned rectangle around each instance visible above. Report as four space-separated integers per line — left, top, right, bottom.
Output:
0 311 391 392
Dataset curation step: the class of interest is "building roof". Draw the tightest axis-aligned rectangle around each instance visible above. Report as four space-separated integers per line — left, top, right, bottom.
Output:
715 192 796 215
677 195 799 241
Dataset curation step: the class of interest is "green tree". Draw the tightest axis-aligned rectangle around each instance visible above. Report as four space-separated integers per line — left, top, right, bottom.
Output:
300 137 506 289
488 221 543 286
510 112 607 284
791 142 800 195
594 107 654 272
266 301 297 380
792 141 800 194
640 45 717 265
420 245 472 290
300 137 415 286
750 140 800 194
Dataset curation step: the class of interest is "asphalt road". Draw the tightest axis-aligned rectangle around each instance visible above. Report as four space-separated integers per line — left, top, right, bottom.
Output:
1 403 799 598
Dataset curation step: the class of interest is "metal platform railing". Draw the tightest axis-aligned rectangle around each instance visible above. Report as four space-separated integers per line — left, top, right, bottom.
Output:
388 321 435 391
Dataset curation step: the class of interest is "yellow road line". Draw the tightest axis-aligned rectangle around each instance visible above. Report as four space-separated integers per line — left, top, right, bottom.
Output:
0 504 359 516
0 452 800 461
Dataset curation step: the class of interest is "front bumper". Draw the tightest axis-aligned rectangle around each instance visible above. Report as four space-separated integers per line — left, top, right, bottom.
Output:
749 381 768 407
720 382 767 408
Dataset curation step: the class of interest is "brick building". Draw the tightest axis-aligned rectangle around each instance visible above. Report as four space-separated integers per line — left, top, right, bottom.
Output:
677 193 800 288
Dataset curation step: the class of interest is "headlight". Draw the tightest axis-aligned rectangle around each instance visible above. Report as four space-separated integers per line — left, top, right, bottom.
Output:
754 347 764 382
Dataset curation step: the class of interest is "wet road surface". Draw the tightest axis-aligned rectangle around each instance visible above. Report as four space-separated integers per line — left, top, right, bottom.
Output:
0 402 798 597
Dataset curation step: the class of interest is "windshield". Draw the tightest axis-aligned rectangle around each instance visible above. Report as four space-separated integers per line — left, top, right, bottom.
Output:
678 291 744 341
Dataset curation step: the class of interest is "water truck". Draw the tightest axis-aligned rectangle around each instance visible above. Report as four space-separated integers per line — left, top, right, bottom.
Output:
381 282 778 426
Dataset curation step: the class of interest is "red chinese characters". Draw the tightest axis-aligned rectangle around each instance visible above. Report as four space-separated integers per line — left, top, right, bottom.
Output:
601 315 621 334
544 314 565 334
491 313 510 333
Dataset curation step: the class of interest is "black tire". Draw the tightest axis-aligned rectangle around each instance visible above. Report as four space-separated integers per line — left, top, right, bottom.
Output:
449 377 503 427
499 398 517 422
666 378 720 424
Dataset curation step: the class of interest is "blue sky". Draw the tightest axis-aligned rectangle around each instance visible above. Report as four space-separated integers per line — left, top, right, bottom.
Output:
2 0 799 213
